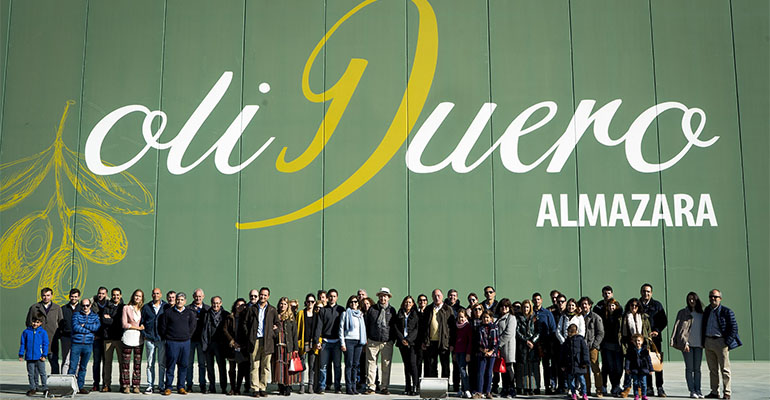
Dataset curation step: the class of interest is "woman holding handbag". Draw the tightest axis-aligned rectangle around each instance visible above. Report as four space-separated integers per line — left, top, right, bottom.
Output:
119 289 144 394
272 297 300 396
619 298 653 398
515 300 539 395
670 292 704 398
496 299 517 398
296 293 318 394
340 295 367 395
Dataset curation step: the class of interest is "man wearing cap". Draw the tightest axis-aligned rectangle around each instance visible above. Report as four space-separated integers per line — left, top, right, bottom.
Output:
364 288 397 395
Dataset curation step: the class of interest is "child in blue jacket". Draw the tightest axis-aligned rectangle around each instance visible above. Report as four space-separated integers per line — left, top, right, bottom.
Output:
19 313 49 396
624 334 653 400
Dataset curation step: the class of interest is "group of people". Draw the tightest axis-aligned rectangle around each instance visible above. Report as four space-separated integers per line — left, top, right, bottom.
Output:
19 283 740 400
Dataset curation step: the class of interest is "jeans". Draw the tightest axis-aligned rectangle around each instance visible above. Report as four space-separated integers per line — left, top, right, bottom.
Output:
319 340 342 391
165 340 190 390
476 357 495 394
400 345 419 392
568 373 587 396
26 360 47 390
205 342 228 392
601 348 623 389
344 340 364 392
455 352 470 392
91 338 104 388
145 339 165 390
68 343 92 389
682 347 703 395
631 373 647 396
186 340 206 390
301 352 317 390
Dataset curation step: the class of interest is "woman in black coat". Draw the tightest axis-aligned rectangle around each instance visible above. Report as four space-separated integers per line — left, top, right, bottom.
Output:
394 296 420 395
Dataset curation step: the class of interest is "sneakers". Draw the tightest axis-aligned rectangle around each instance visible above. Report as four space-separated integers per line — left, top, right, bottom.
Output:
146 386 154 394
571 394 577 400
633 396 639 400
25 390 36 396
583 395 589 400
464 391 472 398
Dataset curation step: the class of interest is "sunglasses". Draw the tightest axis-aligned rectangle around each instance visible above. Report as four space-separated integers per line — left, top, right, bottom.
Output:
351 300 359 303
557 300 566 303
485 291 494 294
250 295 258 298
709 295 721 299
82 304 91 307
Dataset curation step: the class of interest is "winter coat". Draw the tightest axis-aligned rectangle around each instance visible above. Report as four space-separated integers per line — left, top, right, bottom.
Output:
620 312 652 354
275 318 297 354
556 314 585 344
71 310 101 345
421 303 456 351
188 303 210 342
19 326 49 360
583 311 604 350
99 300 125 340
201 308 231 352
600 308 623 351
365 302 397 342
223 311 247 359
59 302 80 338
141 301 166 342
702 305 742 350
559 334 590 375
475 322 499 358
497 313 517 362
534 307 556 337
671 307 699 351
244 302 278 354
624 346 653 375
394 308 420 347
515 314 540 363
639 298 667 335
296 310 319 356
26 302 62 349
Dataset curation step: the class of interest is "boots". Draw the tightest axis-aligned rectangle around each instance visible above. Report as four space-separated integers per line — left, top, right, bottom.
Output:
620 387 632 398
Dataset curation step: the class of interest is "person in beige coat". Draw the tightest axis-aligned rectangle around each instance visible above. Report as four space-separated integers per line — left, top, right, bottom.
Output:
26 287 63 375
671 292 705 398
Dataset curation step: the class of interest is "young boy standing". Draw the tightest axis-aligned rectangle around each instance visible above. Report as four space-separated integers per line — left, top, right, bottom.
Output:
19 314 49 396
560 324 590 400
624 334 653 400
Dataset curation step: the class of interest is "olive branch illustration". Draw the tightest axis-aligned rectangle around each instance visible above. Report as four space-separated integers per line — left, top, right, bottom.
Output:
0 100 154 303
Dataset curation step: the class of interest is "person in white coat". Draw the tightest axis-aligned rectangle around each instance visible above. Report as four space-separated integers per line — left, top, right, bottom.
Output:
556 299 585 344
496 299 517 398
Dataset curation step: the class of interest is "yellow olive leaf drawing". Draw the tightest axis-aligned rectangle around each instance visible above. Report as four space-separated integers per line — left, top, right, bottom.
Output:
0 208 54 288
0 146 54 212
0 100 153 302
62 146 154 215
72 207 127 265
37 246 88 305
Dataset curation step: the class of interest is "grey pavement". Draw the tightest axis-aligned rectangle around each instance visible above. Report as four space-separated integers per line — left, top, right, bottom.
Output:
0 360 767 399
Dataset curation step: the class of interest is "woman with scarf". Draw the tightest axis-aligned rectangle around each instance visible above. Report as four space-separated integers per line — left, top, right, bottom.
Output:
223 298 248 395
515 299 540 395
340 295 367 395
474 311 499 399
468 303 484 394
272 297 299 396
395 296 420 396
496 299 517 398
296 293 318 394
556 298 585 344
600 299 624 396
619 298 652 398
454 310 473 398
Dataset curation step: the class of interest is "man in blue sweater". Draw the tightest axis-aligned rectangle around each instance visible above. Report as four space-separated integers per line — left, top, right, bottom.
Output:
158 292 197 396
68 298 101 394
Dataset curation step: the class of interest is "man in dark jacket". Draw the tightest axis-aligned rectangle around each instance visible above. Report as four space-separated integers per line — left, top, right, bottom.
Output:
99 288 124 392
158 292 197 395
639 283 667 397
26 287 63 375
90 286 109 391
314 289 345 393
364 288 397 394
580 297 605 396
202 296 230 394
532 292 557 395
68 298 100 394
244 287 278 397
186 288 210 393
142 288 167 393
59 288 81 374
422 289 455 379
702 289 740 399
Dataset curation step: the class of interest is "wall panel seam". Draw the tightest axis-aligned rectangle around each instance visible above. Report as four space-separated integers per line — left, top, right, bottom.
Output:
567 0 583 297
151 0 169 289
0 0 12 151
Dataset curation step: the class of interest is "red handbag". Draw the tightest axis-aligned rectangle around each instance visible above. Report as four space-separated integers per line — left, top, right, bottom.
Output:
494 355 506 373
289 352 304 372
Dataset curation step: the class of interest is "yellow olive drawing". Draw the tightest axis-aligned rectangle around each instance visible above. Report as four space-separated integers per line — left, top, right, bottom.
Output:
0 211 54 289
73 207 127 265
37 246 87 304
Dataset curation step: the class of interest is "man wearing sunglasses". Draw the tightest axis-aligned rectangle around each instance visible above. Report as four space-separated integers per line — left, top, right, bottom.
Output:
69 298 101 394
703 289 741 400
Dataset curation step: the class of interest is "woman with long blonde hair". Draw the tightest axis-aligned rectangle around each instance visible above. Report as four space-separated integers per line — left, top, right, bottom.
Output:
120 289 145 393
272 297 299 395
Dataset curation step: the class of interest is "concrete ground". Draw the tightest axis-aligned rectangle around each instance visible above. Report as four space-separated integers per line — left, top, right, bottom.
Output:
0 360 767 399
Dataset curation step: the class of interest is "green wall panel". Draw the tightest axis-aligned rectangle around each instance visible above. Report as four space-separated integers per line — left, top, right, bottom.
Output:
650 0 753 359
153 0 244 299
237 0 324 302
75 0 162 302
570 1 666 331
489 0 581 304
408 0 494 298
0 0 9 142
731 0 770 360
322 0 408 299
0 0 87 359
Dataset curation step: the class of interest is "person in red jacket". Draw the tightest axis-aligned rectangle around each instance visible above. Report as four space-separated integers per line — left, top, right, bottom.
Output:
453 310 473 398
